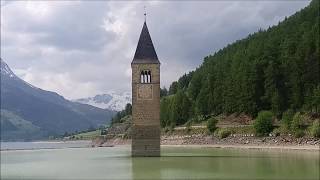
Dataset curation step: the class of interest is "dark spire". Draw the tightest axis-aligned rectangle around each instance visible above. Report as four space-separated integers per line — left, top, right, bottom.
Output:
132 21 160 64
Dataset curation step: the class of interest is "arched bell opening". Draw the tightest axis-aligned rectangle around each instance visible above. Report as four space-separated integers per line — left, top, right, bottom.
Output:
140 71 145 83
140 70 152 83
148 71 151 83
144 70 148 83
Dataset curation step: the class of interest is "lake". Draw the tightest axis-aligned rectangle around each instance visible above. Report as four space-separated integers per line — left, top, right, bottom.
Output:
1 142 319 180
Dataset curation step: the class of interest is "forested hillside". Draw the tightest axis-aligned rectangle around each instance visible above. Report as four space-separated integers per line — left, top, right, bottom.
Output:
160 0 319 128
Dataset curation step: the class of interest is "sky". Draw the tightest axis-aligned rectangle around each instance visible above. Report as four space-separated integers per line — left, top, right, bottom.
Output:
0 0 310 100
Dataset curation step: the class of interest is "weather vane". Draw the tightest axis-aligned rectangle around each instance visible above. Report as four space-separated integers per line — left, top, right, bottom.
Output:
144 6 147 22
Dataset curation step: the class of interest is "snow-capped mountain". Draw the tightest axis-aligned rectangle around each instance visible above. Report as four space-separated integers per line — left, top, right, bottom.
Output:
1 58 16 78
74 92 132 111
1 58 115 141
1 58 38 89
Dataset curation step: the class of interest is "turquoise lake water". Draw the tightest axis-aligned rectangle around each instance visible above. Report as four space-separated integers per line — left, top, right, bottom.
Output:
1 143 319 180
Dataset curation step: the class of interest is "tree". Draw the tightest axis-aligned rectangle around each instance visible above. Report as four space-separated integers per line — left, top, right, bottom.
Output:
160 87 168 97
169 81 178 95
111 103 132 124
160 97 170 127
187 71 202 100
168 98 178 127
164 1 318 123
207 117 218 134
125 103 132 115
196 87 209 117
305 85 320 113
263 59 287 117
177 72 193 90
176 91 191 125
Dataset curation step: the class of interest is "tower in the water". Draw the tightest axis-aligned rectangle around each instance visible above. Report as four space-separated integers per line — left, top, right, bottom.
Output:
131 15 161 157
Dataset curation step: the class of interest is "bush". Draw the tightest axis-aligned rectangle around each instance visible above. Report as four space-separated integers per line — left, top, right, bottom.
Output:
280 109 294 133
100 129 107 135
310 120 320 138
294 130 305 138
254 111 274 136
207 117 218 134
185 120 192 133
217 129 231 139
272 128 281 137
169 123 175 132
291 112 304 137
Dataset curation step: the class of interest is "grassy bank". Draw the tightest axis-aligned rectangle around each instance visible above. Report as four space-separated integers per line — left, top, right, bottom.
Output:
66 130 102 140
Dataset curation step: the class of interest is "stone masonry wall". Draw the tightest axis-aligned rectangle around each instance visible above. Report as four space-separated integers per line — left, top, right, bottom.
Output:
131 63 160 156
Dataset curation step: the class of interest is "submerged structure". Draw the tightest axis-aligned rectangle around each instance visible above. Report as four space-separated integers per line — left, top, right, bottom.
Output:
131 17 161 157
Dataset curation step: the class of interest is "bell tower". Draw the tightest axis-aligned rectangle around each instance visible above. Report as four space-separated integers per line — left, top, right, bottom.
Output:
131 18 160 157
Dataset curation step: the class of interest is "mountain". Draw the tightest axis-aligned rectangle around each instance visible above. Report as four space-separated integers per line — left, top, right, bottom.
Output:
74 92 132 111
160 0 319 127
0 59 116 141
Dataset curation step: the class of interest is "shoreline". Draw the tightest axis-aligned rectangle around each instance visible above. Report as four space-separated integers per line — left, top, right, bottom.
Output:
99 136 320 151
0 140 92 151
1 136 319 151
0 146 92 152
161 144 320 151
1 142 319 152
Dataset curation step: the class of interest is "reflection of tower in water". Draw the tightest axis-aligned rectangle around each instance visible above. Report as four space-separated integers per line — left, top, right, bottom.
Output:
131 157 162 179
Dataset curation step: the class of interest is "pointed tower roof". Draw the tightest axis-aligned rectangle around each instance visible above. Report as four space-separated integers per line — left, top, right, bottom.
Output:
132 22 160 64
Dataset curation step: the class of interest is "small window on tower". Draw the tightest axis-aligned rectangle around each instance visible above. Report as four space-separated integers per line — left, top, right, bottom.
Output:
148 71 151 83
140 71 144 83
144 71 148 83
140 70 151 83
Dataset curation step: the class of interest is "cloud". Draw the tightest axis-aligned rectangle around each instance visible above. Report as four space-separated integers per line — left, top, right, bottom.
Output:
1 1 310 99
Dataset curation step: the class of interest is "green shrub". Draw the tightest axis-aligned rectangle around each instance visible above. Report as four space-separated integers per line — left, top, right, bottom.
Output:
169 123 175 132
272 128 281 137
207 117 218 134
310 120 320 138
185 120 192 133
164 127 170 133
226 126 255 134
100 129 107 135
281 109 294 133
254 111 274 136
217 129 231 139
294 130 305 138
291 112 304 137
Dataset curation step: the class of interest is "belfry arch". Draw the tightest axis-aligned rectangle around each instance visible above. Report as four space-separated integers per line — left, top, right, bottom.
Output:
140 70 152 83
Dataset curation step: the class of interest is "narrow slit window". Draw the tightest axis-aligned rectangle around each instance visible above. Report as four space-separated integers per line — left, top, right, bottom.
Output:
144 71 147 83
140 71 144 83
147 73 150 83
148 71 151 83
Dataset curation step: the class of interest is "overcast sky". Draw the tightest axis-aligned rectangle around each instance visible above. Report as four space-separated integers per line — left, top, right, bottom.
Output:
1 0 310 99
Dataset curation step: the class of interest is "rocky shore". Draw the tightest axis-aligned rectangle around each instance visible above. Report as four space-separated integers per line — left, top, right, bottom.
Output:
93 134 320 150
162 134 319 149
92 114 319 150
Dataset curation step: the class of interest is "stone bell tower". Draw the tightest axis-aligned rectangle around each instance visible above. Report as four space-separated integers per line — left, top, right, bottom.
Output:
131 19 160 157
